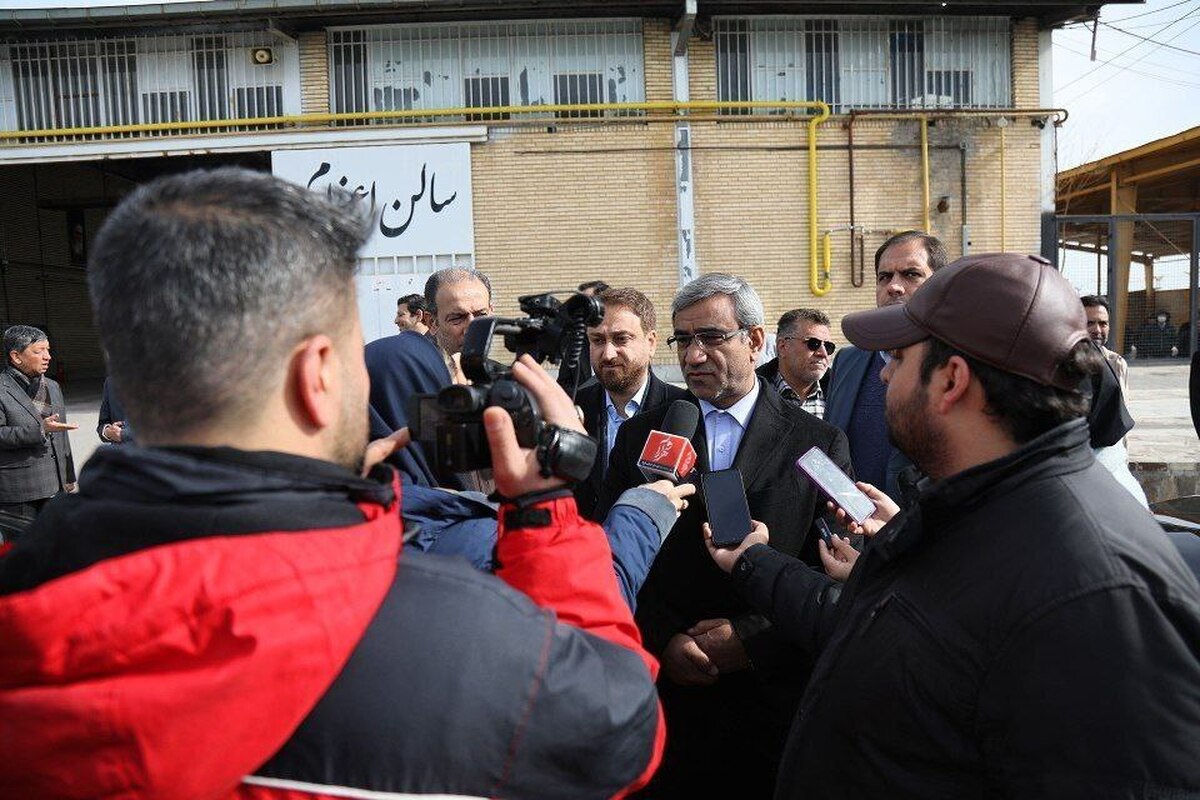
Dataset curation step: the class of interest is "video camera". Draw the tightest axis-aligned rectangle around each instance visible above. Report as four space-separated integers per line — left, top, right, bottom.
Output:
408 291 603 481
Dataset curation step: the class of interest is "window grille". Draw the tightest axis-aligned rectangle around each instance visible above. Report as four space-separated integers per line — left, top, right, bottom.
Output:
328 20 645 123
0 31 299 136
715 16 1010 112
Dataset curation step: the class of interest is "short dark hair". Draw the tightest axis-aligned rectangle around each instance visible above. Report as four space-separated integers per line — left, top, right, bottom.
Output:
579 280 610 294
597 287 656 332
776 308 830 337
89 167 369 440
4 325 47 357
874 231 948 274
1080 295 1110 312
399 293 427 314
423 268 492 314
919 336 1101 444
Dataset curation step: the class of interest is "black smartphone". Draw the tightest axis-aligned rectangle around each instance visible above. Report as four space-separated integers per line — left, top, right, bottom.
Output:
701 468 754 549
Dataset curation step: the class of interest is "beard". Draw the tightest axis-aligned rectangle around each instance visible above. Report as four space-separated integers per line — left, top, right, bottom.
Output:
331 366 370 474
598 360 645 394
885 380 950 479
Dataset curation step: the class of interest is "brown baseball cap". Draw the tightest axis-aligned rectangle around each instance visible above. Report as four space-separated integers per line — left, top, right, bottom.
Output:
841 253 1089 390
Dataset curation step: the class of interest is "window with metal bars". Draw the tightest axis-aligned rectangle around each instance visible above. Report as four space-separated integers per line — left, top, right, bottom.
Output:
0 32 297 134
714 16 1009 113
328 20 644 122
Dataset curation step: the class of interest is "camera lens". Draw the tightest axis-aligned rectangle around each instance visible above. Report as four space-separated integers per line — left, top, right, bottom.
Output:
440 385 487 413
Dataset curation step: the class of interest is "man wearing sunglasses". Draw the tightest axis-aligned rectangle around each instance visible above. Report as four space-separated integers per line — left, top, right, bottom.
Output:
825 230 946 501
595 273 851 799
757 308 835 419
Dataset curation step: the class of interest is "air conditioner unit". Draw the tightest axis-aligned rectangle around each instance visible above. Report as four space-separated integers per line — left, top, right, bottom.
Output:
910 94 955 108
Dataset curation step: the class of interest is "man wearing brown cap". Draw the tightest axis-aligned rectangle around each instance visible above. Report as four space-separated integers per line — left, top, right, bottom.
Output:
708 253 1200 798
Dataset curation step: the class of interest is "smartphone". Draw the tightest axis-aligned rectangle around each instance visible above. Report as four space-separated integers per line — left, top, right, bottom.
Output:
795 446 876 525
702 468 754 549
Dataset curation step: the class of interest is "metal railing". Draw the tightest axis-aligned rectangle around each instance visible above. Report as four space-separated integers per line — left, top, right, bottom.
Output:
0 30 300 139
329 19 645 121
715 16 1012 113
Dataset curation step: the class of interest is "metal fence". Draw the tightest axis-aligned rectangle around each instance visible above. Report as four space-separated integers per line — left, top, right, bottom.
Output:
328 19 646 122
714 16 1011 113
0 31 300 137
1055 213 1200 358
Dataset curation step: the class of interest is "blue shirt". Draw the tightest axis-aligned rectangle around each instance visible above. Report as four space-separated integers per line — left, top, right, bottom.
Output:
699 380 760 471
604 377 650 456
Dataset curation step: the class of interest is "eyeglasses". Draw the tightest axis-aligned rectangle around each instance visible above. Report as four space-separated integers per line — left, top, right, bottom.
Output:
666 328 748 351
780 336 836 355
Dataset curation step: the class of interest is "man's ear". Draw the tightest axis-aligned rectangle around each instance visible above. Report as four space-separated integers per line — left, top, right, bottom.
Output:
290 334 338 431
646 328 658 352
932 355 973 413
747 325 766 355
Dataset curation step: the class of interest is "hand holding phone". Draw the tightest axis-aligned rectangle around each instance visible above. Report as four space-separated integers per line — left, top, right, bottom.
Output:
795 447 875 525
701 468 753 549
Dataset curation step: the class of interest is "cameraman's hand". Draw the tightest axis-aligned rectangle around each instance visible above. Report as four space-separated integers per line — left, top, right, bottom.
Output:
361 427 411 478
485 355 586 497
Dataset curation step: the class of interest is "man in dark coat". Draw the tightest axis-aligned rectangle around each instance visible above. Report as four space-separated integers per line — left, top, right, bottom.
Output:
596 273 851 799
0 325 76 540
709 253 1200 799
573 286 687 519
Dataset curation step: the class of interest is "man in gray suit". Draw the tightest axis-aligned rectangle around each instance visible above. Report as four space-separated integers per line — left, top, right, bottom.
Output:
0 326 76 540
824 231 945 501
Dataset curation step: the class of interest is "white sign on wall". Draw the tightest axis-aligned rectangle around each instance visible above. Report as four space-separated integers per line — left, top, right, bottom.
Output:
273 142 475 342
272 142 474 258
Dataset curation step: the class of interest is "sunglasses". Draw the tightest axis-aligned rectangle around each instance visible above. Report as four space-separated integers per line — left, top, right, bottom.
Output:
781 336 836 355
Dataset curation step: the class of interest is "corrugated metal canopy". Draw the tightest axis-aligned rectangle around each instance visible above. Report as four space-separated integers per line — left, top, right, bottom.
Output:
0 0 1137 34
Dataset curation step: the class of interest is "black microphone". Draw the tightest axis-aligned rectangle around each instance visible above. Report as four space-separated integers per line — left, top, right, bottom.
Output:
637 400 700 483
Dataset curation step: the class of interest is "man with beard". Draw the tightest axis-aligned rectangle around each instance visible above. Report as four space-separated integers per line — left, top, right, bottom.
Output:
707 253 1200 798
596 273 851 799
0 168 666 798
825 230 946 500
1081 295 1128 396
573 287 686 519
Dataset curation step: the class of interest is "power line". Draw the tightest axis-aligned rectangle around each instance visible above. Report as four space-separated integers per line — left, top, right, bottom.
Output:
1100 20 1200 56
1059 15 1200 103
1055 4 1200 93
1106 0 1199 23
1053 40 1200 86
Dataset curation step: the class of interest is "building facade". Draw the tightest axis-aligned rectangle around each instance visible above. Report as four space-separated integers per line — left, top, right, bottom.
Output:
0 1 1129 376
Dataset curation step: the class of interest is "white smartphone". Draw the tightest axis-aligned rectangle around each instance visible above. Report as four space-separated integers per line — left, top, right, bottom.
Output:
795 446 876 525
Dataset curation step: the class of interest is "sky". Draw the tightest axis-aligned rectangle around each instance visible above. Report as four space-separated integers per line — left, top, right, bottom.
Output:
1053 0 1200 169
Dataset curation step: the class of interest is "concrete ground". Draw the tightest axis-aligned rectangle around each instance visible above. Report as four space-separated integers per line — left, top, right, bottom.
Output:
61 359 1199 476
1124 360 1200 463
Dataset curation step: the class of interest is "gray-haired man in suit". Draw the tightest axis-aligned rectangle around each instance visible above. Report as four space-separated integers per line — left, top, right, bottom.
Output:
0 325 76 540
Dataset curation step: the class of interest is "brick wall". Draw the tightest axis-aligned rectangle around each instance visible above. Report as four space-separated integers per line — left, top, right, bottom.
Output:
291 16 1047 358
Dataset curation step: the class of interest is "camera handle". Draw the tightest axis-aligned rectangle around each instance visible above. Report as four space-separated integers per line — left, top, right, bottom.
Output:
559 324 589 399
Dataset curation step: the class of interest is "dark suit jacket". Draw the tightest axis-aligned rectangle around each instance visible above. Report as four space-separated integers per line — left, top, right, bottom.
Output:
594 379 851 795
825 344 912 499
572 369 687 520
97 378 133 444
0 371 74 503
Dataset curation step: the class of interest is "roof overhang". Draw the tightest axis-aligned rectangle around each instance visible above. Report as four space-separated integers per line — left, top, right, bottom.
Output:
0 0 1139 35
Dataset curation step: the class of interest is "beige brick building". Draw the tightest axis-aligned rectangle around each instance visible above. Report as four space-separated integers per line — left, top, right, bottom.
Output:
0 1 1132 376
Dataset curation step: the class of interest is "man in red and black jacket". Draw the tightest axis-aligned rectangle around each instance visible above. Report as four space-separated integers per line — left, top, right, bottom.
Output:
0 168 665 800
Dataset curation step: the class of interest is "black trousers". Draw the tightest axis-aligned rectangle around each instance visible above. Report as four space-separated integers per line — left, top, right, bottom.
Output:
0 497 48 543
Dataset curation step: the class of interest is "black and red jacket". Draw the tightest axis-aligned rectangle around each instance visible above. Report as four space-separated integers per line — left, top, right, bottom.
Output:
0 445 664 799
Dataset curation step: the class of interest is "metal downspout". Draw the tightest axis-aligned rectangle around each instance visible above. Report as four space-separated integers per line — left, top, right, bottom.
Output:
672 0 697 287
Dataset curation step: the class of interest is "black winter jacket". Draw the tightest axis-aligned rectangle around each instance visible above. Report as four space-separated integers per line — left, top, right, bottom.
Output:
735 419 1200 799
